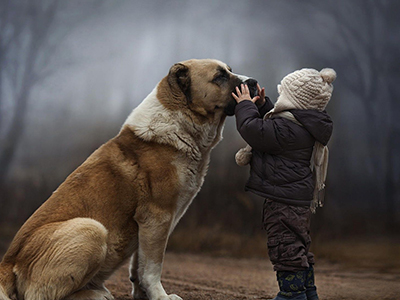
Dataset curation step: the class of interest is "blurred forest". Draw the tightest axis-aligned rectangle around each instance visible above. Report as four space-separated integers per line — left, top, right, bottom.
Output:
0 0 399 259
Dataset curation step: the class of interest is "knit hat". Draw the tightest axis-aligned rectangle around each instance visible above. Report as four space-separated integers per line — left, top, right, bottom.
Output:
268 68 336 116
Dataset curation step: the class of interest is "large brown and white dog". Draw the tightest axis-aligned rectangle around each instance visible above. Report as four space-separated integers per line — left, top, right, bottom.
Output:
0 59 256 300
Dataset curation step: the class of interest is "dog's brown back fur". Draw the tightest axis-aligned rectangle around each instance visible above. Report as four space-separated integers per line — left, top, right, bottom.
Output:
4 127 180 260
0 59 246 300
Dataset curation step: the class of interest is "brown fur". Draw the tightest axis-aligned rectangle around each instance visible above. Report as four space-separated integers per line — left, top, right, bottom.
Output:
0 59 244 300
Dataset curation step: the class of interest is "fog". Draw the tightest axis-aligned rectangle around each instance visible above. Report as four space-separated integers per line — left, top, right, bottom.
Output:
1 0 399 254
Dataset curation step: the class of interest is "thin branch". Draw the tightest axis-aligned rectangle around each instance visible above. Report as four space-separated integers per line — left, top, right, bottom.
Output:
0 0 114 181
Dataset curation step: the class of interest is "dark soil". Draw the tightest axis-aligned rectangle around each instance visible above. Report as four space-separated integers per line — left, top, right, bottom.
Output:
105 252 399 300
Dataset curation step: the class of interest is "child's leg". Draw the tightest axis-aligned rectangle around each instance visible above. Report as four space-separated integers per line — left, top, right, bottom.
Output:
305 265 319 300
263 199 312 272
263 199 314 299
305 224 318 299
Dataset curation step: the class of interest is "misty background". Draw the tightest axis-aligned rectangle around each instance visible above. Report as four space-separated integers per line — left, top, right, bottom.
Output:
0 0 399 262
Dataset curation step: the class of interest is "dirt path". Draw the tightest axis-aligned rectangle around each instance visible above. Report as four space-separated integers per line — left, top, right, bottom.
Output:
105 253 399 300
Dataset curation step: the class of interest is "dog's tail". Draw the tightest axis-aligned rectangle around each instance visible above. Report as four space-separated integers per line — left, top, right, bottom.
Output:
0 262 15 300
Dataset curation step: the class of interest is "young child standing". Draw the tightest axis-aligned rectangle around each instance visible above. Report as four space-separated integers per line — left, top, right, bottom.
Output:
232 68 336 300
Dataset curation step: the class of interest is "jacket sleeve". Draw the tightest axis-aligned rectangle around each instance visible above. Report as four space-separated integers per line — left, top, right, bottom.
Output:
257 96 274 116
234 100 283 154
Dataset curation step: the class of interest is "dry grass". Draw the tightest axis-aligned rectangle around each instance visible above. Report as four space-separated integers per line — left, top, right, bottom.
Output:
168 227 269 258
312 237 400 272
2 224 399 274
169 227 400 273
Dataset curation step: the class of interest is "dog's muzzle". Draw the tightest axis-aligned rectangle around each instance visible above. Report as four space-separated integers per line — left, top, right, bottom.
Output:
246 78 258 98
224 78 258 116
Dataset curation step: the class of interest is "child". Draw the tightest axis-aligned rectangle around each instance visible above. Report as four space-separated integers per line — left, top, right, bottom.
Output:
232 68 336 300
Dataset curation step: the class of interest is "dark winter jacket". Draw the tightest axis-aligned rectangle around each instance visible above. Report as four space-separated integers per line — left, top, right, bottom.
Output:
234 99 333 206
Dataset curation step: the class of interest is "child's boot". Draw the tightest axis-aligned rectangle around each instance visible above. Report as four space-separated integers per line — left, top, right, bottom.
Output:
305 265 319 300
270 271 307 300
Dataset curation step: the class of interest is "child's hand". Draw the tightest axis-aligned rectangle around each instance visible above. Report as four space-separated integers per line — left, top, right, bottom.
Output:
255 84 266 107
232 84 260 104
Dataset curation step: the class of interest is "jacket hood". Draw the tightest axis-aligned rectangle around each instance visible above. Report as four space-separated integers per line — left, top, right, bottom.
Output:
290 109 333 145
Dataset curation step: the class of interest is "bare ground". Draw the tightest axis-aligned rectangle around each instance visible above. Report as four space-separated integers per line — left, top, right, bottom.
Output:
105 252 399 300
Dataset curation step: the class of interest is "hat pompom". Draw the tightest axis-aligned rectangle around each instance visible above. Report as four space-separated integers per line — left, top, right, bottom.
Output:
235 145 252 166
320 68 336 84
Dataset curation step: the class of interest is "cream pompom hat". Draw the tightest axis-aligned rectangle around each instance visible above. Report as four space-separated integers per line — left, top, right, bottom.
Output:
269 68 336 116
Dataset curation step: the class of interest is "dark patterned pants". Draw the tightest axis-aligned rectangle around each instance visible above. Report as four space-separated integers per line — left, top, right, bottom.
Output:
263 199 314 272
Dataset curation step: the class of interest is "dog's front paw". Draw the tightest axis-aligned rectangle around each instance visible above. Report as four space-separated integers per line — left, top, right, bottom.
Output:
166 294 182 300
132 287 148 300
148 294 182 300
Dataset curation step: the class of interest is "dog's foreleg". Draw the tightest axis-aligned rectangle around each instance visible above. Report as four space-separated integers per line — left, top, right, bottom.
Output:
135 212 182 300
130 251 148 299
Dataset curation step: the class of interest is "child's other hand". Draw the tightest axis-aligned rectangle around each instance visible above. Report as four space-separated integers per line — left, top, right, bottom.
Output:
255 83 266 107
232 84 260 103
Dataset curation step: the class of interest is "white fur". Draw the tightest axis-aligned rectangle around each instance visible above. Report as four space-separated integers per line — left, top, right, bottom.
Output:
139 258 166 299
0 286 11 300
232 73 250 82
124 72 241 300
124 85 225 160
124 87 201 160
170 114 225 233
136 247 183 300
124 85 226 233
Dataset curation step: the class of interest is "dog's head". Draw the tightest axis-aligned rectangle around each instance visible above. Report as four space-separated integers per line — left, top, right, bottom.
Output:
224 78 258 116
163 59 257 118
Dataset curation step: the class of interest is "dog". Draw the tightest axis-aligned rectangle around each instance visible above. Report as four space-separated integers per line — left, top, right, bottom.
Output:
0 59 257 300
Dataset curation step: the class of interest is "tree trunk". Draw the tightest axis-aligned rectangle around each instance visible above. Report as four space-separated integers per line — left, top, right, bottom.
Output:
0 85 31 183
383 87 400 233
383 132 397 233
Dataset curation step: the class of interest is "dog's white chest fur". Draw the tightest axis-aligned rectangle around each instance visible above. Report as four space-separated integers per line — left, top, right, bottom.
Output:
124 86 224 229
170 152 210 230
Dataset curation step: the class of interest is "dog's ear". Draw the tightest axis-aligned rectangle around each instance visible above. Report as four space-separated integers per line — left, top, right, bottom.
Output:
168 63 192 103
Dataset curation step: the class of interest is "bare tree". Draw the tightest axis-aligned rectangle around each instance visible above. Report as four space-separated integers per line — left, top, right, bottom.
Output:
0 0 107 184
299 0 400 230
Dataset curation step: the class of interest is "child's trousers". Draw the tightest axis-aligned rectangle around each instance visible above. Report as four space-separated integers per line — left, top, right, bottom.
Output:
263 199 314 272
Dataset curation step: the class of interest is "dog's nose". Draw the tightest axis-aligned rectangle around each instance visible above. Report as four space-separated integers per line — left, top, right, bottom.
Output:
245 78 258 87
245 78 258 98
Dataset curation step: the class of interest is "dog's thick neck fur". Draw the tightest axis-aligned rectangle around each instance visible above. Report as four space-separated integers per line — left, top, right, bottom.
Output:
123 84 225 161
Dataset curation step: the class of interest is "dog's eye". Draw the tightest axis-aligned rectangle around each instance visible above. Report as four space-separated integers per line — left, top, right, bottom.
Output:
212 72 229 84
